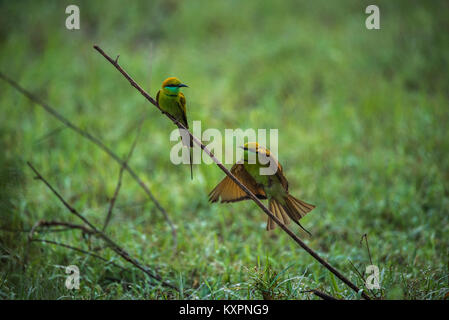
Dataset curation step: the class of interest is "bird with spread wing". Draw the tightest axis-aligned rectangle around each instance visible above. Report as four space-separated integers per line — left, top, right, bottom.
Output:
209 142 315 234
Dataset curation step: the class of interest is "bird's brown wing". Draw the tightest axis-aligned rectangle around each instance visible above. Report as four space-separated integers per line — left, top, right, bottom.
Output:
275 161 289 191
209 164 267 203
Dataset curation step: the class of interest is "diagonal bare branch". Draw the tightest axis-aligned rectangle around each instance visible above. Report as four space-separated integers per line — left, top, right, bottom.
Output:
92 45 371 300
28 220 95 240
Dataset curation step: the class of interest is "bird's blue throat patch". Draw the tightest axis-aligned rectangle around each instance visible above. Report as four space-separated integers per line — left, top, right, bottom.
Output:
165 86 180 93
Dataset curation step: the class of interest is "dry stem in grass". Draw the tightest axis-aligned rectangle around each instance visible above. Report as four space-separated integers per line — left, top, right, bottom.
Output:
26 161 177 291
103 117 144 232
28 220 95 239
302 289 339 300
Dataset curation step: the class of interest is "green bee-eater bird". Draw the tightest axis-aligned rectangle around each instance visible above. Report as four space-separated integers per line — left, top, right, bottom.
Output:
209 142 315 233
156 77 193 179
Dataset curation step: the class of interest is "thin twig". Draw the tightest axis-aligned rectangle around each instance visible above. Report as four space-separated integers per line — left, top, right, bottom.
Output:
0 71 177 247
31 238 164 287
92 45 371 300
31 238 127 271
32 238 164 287
26 161 177 291
360 233 381 298
348 258 378 299
28 220 95 240
34 126 66 145
103 117 144 231
348 259 366 284
0 227 31 233
0 226 89 234
302 289 340 300
361 233 373 266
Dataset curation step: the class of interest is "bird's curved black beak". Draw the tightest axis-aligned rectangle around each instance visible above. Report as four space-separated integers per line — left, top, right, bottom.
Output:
178 83 188 88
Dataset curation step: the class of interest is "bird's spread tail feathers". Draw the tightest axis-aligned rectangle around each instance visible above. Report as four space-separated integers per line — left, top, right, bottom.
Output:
267 195 315 235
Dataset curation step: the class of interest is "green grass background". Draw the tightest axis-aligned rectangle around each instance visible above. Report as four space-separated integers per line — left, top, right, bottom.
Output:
1 0 448 299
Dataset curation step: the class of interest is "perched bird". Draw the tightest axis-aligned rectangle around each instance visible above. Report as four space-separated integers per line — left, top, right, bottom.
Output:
209 142 315 234
156 77 193 179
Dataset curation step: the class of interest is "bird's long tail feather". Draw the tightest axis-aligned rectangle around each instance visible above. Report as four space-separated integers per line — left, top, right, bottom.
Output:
179 126 193 180
267 195 315 236
189 146 193 180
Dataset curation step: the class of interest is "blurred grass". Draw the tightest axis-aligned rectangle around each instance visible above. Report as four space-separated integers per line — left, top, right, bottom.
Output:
0 0 448 299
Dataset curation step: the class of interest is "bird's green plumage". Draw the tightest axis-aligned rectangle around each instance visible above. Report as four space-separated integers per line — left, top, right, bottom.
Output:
209 143 315 232
157 90 188 128
242 149 288 203
157 77 193 179
207 142 314 233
